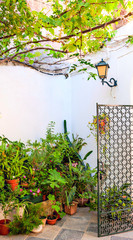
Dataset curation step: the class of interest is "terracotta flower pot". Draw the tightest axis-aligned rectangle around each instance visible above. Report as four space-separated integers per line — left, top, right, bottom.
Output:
6 179 19 191
0 219 10 235
42 194 46 201
64 202 77 215
40 217 47 227
47 216 57 225
54 211 61 220
21 182 29 188
78 198 88 207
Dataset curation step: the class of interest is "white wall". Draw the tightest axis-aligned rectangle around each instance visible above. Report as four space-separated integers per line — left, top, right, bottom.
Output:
0 66 72 142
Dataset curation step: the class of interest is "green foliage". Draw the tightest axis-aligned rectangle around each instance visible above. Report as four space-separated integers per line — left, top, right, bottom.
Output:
43 169 66 189
47 194 64 219
102 183 132 219
0 136 28 180
65 186 76 206
9 203 43 234
0 0 132 67
0 121 96 225
126 35 133 44
0 186 15 221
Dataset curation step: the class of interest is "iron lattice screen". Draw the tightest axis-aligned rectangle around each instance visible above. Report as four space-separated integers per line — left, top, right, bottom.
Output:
97 104 133 237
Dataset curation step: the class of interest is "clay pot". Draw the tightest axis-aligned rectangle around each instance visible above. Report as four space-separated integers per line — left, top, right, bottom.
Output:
64 201 78 215
54 211 61 220
6 179 19 191
47 216 58 225
78 198 88 207
40 217 47 227
0 219 10 235
21 182 29 188
42 194 46 201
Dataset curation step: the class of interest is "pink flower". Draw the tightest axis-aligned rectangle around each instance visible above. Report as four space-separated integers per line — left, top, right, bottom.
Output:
33 168 35 171
33 192 35 196
23 176 26 178
50 160 52 162
20 189 23 192
37 188 40 194
30 189 32 192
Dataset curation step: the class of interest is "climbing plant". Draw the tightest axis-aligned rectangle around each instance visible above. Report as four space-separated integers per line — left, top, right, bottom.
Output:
0 0 133 70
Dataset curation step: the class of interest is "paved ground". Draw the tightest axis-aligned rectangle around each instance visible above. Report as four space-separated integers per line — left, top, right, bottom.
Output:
1 208 133 240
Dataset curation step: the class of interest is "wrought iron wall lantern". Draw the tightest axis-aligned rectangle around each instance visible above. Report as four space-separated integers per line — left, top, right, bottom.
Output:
95 59 117 87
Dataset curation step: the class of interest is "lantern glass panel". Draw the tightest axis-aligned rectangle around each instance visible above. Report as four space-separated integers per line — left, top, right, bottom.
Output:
97 65 107 79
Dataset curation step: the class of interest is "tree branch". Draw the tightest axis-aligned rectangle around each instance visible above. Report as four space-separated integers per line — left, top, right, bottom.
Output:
0 34 16 40
9 47 68 60
56 11 133 40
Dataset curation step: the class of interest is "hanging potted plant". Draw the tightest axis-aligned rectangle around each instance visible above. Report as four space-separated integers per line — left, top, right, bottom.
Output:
88 112 109 139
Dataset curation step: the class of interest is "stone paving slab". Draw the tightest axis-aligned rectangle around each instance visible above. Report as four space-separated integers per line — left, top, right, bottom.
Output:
86 222 98 233
62 217 89 231
33 225 61 240
27 237 49 240
111 237 133 240
0 235 28 240
81 232 111 240
54 229 84 240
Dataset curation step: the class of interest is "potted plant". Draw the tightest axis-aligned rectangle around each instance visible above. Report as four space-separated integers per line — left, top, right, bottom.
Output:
0 185 15 235
9 203 43 234
88 112 109 139
46 194 63 225
64 186 78 215
77 192 89 207
0 137 28 191
40 215 47 227
72 163 97 207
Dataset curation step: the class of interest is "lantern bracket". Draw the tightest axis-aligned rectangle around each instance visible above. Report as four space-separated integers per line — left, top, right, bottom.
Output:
101 78 117 87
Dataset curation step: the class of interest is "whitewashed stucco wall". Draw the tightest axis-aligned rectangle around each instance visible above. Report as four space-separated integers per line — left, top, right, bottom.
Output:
0 66 72 142
1 22 133 169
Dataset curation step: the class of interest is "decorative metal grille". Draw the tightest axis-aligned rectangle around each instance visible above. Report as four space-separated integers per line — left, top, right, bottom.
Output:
97 104 133 237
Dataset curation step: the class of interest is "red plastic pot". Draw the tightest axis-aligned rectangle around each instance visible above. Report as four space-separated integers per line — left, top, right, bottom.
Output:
6 179 19 191
0 219 10 235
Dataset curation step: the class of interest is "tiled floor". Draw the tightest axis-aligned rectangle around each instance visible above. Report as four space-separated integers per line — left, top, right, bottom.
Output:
1 208 133 240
